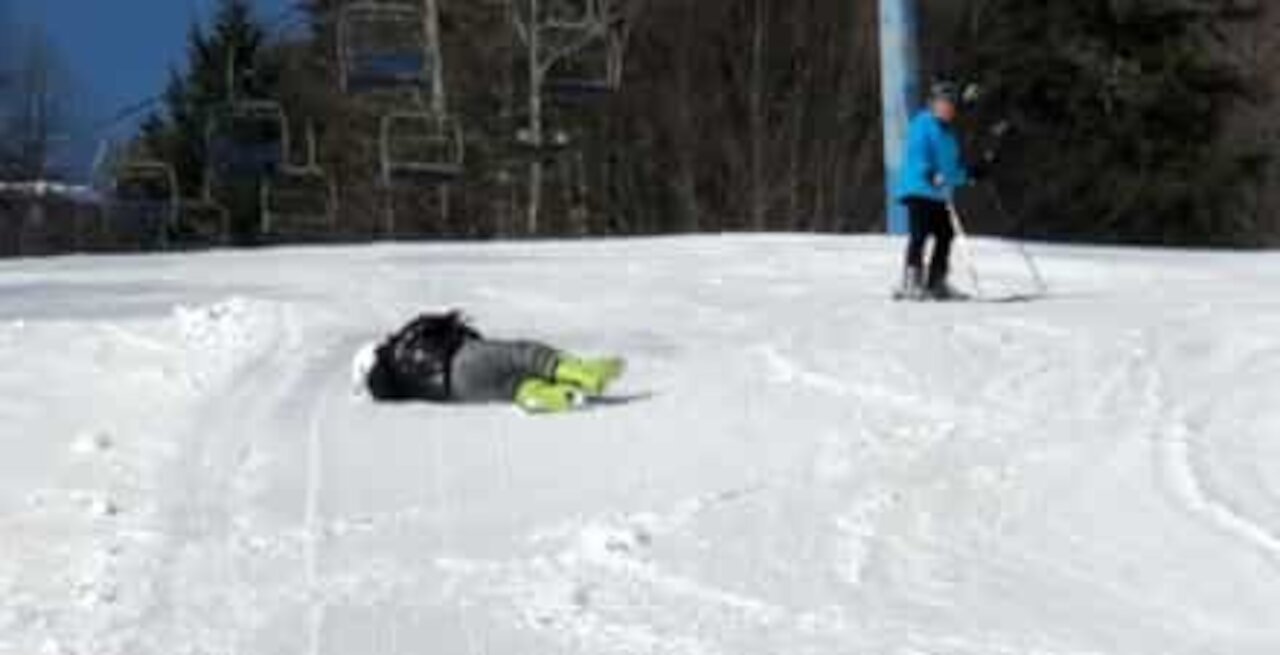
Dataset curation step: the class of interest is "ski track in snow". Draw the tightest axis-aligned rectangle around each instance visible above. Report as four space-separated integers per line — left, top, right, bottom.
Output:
1137 328 1280 567
1 237 1279 655
304 367 330 655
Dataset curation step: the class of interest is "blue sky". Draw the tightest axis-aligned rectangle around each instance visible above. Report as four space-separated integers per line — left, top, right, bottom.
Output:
10 0 289 179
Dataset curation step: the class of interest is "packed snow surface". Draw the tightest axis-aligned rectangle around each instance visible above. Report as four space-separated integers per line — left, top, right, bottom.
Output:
1 236 1279 655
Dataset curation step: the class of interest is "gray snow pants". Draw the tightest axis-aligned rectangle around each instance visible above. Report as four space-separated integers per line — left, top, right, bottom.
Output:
450 340 561 402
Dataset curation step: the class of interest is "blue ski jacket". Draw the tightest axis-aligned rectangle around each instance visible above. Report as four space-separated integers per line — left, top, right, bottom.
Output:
895 110 970 204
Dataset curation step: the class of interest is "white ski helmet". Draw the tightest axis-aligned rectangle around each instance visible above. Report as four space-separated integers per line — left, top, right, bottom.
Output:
351 341 380 396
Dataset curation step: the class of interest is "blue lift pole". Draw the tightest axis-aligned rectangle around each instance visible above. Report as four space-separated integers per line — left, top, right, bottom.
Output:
879 0 921 235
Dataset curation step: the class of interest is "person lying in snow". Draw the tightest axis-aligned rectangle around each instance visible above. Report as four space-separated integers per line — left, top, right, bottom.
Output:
351 311 625 414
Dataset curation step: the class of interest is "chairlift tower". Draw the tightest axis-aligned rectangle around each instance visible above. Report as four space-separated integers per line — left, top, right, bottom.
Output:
879 0 921 236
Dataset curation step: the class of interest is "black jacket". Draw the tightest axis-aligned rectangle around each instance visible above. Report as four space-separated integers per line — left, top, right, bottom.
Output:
366 312 481 402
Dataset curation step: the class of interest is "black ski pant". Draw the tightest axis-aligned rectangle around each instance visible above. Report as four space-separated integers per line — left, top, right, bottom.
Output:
903 197 954 288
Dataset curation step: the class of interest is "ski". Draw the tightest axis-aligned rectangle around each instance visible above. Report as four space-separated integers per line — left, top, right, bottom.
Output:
892 288 1044 304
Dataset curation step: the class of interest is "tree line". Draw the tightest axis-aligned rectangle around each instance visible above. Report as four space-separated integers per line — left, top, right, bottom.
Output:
15 0 1278 248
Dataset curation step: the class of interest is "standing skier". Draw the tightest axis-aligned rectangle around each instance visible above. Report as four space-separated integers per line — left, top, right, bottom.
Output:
352 311 625 414
895 81 973 300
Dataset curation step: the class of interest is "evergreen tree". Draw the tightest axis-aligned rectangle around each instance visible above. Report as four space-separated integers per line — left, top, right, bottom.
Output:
951 0 1264 245
140 0 276 241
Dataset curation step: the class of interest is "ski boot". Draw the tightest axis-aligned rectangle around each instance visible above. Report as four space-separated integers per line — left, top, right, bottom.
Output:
894 266 927 301
515 379 585 414
555 356 626 398
926 279 969 302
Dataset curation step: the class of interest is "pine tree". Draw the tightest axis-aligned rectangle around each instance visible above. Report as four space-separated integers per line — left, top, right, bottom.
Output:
140 0 276 241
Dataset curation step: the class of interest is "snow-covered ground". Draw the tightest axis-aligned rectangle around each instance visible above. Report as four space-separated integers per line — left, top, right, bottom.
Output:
1 235 1279 655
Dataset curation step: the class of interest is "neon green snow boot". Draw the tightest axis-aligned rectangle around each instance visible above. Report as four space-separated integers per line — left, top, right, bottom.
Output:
515 379 585 414
554 356 626 397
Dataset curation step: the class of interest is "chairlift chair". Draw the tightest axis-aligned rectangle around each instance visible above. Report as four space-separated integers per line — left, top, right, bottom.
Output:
541 8 627 102
206 99 287 179
376 111 464 237
106 161 180 250
380 111 464 185
176 195 232 246
546 42 615 100
262 118 338 238
338 1 434 94
262 171 338 237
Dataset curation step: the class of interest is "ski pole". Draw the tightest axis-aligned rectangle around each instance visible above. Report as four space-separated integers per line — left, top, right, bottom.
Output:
984 181 1048 296
946 201 984 298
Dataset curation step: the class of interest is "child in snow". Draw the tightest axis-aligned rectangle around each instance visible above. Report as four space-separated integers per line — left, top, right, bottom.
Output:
352 311 625 414
895 81 976 300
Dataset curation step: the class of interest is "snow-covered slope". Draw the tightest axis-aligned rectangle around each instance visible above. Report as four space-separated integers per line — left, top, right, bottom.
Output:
2 236 1278 655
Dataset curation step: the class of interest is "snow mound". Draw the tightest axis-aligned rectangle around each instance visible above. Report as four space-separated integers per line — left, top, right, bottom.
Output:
170 296 285 391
